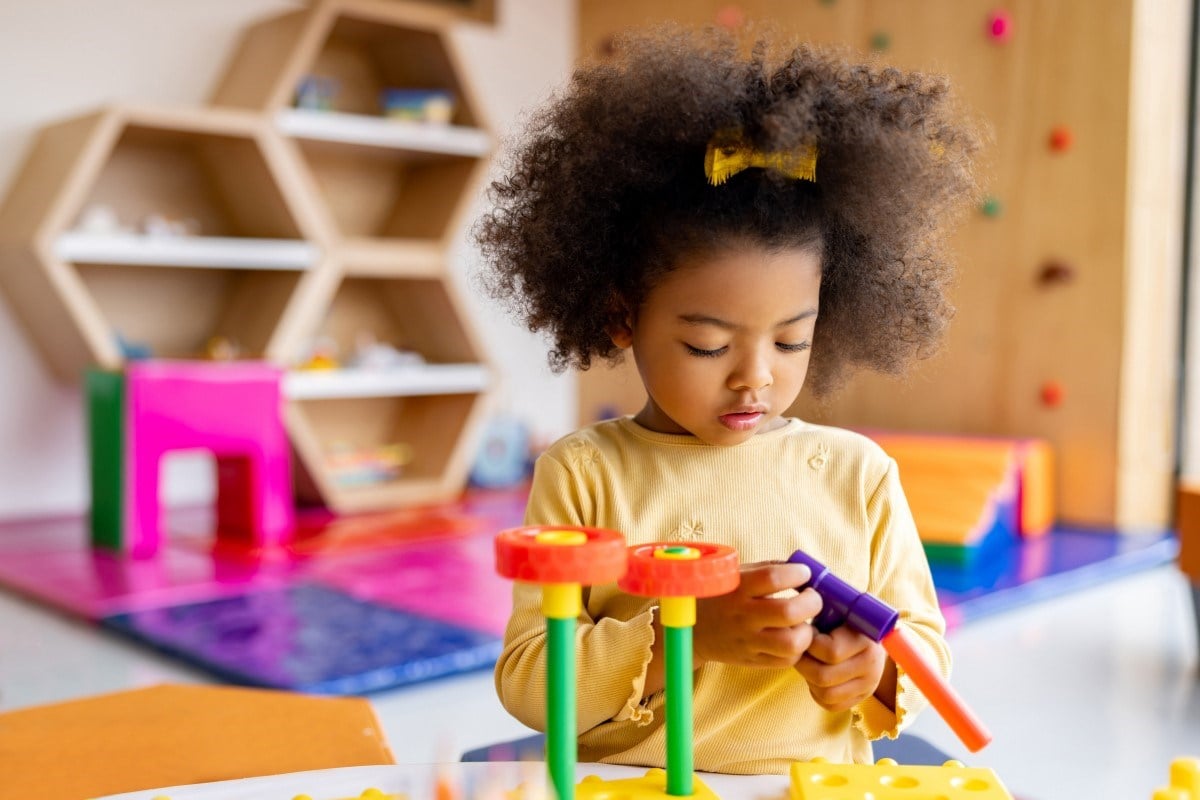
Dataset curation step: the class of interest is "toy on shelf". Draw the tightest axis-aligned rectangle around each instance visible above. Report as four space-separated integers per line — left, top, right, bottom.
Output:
326 441 415 488
379 89 456 123
87 359 295 557
299 335 341 370
788 550 992 753
1153 756 1200 800
76 203 130 234
494 526 628 800
350 331 425 371
115 332 153 361
204 335 241 361
140 211 201 237
296 75 341 110
791 757 1012 799
618 542 739 797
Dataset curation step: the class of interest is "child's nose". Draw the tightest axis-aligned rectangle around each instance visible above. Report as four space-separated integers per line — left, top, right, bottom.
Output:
727 349 773 392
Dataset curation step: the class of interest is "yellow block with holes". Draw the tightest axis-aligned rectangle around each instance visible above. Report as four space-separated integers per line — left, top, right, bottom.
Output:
790 758 1013 800
576 769 721 799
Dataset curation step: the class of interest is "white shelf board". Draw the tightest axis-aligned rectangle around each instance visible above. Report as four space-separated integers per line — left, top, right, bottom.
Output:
55 233 317 270
284 363 490 400
277 109 490 157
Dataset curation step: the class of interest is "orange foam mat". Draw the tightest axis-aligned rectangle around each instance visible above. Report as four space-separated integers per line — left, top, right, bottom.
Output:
865 431 1054 540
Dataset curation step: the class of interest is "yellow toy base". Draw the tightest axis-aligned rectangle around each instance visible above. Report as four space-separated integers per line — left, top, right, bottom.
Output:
575 768 721 799
790 758 1013 800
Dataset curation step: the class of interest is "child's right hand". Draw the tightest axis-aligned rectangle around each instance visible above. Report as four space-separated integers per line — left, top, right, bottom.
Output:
692 561 822 669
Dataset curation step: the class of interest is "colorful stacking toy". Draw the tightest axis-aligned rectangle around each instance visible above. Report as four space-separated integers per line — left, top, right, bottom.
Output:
618 542 739 797
494 526 628 800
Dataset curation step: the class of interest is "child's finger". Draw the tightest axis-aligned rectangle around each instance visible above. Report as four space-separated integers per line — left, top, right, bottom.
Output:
736 562 812 598
796 646 871 688
753 622 816 661
747 587 823 628
805 626 873 665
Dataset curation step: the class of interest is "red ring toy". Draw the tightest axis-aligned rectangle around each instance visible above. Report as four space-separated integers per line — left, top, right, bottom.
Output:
495 525 628 585
618 541 740 598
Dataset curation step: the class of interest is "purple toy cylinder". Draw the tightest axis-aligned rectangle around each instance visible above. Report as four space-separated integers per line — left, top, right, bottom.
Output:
787 550 899 641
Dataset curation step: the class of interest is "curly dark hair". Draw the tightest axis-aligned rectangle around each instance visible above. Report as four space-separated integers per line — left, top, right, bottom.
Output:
474 25 981 395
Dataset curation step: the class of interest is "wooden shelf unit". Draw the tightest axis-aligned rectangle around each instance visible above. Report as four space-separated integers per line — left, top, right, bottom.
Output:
0 0 495 512
213 0 492 255
0 105 324 372
218 0 495 511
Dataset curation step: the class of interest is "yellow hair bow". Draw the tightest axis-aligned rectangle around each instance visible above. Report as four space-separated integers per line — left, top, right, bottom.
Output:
704 132 817 186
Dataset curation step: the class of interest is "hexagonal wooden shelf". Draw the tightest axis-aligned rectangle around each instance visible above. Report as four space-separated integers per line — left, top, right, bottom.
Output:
0 105 332 377
0 0 495 513
212 0 491 273
282 271 493 512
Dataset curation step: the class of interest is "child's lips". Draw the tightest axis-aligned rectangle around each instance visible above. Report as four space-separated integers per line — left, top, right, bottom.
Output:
718 411 765 431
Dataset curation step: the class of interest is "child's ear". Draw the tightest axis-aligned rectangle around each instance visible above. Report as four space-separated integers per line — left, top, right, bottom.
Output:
604 299 634 349
606 315 634 349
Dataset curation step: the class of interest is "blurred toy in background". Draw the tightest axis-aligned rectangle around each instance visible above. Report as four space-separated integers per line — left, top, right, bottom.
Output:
296 75 340 110
140 212 201 237
351 331 425 370
115 331 153 361
76 203 130 234
469 414 531 490
298 335 341 370
327 441 414 488
205 335 241 361
379 88 455 123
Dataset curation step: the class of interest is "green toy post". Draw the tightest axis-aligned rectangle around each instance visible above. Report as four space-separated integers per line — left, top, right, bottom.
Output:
495 525 628 800
618 542 740 796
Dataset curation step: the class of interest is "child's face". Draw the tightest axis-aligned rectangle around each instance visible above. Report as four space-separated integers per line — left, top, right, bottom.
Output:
613 243 822 445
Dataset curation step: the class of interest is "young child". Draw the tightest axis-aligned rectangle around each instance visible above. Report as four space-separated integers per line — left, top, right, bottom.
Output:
475 25 979 774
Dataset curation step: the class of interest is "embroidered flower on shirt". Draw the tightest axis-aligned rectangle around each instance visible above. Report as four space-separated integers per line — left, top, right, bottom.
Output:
671 519 705 540
566 439 602 470
808 442 830 471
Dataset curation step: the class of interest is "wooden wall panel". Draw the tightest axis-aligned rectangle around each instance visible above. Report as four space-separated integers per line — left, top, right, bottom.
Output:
577 0 1190 529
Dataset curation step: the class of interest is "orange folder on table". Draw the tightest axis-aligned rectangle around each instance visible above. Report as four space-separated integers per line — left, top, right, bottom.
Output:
0 684 395 799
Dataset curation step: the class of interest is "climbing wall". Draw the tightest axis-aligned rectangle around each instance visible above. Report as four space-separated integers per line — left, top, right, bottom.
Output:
577 0 1191 530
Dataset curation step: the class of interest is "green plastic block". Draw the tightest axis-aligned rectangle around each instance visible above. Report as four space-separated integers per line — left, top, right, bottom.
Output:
87 368 125 550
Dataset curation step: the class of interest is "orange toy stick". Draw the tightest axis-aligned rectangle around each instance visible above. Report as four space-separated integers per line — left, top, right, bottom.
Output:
880 626 993 753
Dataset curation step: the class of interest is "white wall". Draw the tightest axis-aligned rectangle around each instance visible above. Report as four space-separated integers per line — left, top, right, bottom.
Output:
0 0 577 519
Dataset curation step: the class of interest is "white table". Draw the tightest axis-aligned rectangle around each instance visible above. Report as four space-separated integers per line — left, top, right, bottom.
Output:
96 763 791 800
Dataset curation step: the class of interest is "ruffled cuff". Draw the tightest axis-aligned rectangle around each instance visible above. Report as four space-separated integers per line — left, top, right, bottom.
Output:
608 606 658 727
853 661 928 741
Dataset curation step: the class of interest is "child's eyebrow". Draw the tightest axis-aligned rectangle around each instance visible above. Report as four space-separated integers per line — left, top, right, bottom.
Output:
678 309 817 329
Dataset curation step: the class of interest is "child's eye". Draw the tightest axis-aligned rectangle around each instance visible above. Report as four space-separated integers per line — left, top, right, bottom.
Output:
685 344 727 357
776 342 810 353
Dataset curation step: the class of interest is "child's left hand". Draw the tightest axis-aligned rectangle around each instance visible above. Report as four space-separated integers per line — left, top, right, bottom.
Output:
794 626 890 713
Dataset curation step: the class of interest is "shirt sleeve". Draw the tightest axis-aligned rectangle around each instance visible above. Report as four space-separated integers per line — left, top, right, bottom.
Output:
493 452 659 733
852 458 951 740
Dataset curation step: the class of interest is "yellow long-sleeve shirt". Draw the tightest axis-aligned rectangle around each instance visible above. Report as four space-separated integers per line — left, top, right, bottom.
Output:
494 416 948 774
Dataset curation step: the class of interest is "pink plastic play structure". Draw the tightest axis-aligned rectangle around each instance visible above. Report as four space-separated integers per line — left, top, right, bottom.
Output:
124 360 294 557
